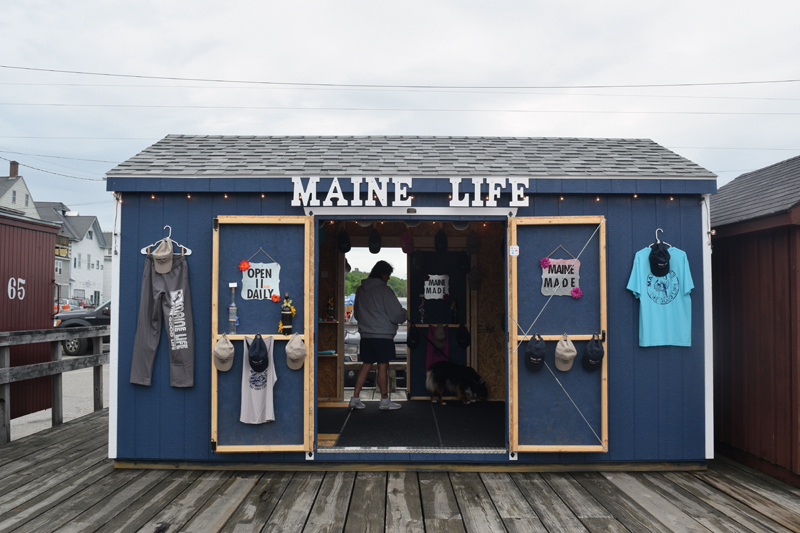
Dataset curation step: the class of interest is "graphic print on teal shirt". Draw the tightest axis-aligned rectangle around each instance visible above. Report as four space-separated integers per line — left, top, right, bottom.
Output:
627 246 694 347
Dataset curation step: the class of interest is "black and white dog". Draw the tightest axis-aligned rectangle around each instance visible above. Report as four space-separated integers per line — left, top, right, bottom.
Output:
425 361 488 404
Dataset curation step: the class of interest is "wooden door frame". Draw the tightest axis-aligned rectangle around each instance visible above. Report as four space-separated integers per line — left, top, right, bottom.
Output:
211 215 315 453
508 216 608 453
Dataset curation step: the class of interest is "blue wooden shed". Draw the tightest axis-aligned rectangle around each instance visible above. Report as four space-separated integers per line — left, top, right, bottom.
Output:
106 135 716 468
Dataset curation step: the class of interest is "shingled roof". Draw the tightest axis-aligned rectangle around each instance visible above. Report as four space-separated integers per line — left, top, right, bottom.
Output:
711 154 800 228
107 135 716 179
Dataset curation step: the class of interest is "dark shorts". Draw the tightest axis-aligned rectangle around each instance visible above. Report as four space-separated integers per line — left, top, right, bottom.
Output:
359 337 395 365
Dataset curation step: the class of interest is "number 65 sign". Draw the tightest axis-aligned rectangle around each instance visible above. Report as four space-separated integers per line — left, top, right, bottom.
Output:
7 277 26 300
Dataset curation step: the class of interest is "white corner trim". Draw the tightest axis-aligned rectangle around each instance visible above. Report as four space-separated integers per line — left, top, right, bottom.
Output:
702 194 714 459
109 196 121 459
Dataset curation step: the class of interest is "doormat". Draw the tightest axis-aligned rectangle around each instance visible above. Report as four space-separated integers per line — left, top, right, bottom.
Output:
317 407 351 435
433 401 506 448
333 400 506 449
335 401 439 447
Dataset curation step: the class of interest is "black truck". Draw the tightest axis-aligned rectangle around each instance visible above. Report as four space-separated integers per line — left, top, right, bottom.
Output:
54 300 111 356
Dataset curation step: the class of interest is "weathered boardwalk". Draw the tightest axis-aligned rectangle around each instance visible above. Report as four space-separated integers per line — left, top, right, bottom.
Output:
2 410 800 532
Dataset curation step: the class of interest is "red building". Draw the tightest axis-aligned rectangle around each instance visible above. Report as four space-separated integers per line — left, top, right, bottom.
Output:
0 208 60 417
712 154 800 486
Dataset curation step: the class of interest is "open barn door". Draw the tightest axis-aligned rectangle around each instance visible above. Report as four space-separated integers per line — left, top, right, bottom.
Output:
211 216 314 453
509 216 608 453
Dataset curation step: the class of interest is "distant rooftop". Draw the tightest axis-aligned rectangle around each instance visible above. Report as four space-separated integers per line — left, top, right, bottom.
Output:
107 135 717 179
711 154 800 227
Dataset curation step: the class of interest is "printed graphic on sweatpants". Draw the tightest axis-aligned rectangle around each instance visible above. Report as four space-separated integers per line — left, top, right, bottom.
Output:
168 289 190 350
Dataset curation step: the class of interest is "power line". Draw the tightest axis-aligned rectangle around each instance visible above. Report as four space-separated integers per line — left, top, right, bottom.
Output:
2 81 800 102
2 64 800 90
0 148 118 163
668 146 800 151
1 102 799 116
0 136 157 140
0 155 104 181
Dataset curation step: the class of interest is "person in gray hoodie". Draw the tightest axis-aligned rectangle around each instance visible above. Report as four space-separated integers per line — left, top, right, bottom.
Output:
350 260 407 410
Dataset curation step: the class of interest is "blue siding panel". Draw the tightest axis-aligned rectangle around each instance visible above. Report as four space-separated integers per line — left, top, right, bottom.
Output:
536 179 561 193
592 179 613 194
116 195 139 459
630 196 660 460
681 196 707 459
661 180 686 194
562 179 587 194
635 180 661 194
159 194 188 460
611 180 637 194
606 196 636 462
134 193 164 459
184 195 214 460
135 178 161 192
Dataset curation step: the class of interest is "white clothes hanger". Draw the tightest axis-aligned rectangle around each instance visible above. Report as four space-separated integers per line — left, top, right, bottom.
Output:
140 225 193 255
648 228 671 248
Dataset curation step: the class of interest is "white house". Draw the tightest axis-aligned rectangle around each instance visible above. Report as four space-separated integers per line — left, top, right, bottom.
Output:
102 231 113 304
0 161 40 219
36 202 109 304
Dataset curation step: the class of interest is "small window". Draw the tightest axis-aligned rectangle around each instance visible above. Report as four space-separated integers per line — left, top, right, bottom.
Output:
87 254 91 269
96 260 100 269
25 194 29 207
87 231 93 240
11 191 16 203
77 254 81 268
74 257 77 268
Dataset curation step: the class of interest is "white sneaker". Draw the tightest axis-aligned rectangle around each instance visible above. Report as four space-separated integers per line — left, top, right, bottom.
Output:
379 398 401 410
349 397 366 410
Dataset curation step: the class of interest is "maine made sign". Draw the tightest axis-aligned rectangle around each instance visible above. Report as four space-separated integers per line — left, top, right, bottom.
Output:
541 258 581 296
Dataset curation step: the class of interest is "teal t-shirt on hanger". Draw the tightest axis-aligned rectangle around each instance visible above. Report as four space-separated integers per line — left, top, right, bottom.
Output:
627 246 694 347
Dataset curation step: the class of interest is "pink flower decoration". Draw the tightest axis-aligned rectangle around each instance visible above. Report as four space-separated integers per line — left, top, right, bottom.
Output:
238 260 251 272
571 287 583 299
540 257 550 269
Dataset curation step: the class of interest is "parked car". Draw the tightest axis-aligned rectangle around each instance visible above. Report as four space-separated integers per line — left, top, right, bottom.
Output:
54 300 111 356
67 298 85 310
54 298 70 313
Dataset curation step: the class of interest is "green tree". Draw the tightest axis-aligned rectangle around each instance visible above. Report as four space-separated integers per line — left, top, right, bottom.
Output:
387 276 407 297
345 269 406 298
344 269 367 296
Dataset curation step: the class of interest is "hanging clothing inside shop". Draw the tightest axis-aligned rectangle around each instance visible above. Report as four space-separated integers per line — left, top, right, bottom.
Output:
240 335 278 424
130 247 195 387
425 324 450 371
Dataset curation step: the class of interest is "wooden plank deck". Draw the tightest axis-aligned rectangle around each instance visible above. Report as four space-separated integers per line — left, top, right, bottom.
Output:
2 410 800 532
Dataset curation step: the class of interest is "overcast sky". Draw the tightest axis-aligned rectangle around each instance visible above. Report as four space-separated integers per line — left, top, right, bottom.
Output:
2 1 799 234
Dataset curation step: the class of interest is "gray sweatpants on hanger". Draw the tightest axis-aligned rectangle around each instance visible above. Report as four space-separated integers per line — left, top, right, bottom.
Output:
130 255 195 387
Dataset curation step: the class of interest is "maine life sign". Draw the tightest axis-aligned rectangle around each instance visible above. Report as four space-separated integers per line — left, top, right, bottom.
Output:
241 262 281 300
290 177 532 207
541 259 581 297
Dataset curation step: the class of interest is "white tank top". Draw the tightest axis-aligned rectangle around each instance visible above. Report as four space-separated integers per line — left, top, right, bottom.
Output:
240 335 277 424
